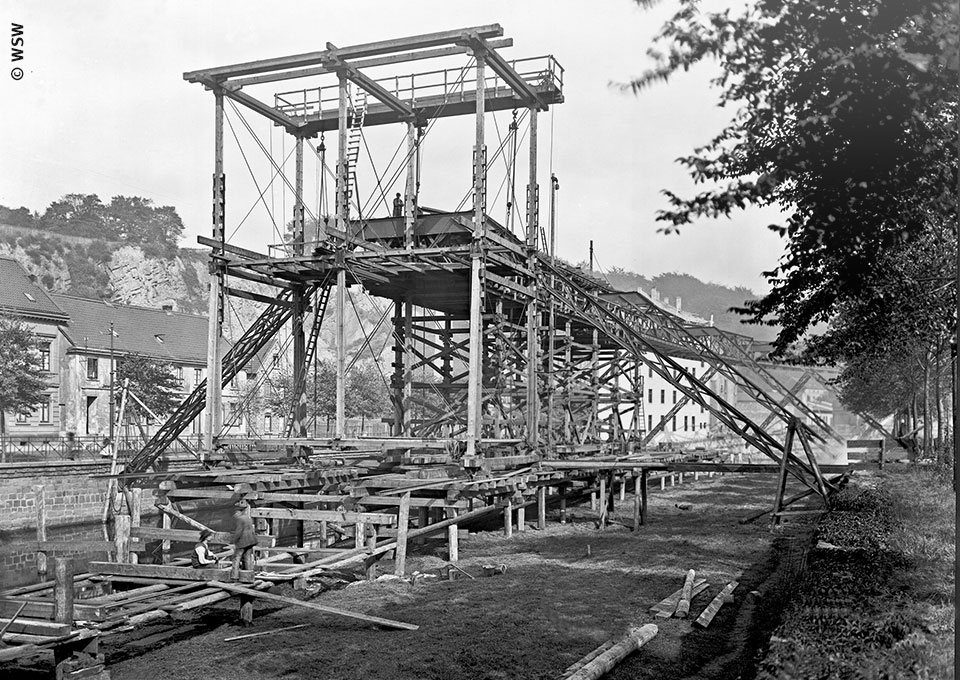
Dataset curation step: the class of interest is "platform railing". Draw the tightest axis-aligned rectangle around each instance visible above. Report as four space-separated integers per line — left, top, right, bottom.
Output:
274 55 564 119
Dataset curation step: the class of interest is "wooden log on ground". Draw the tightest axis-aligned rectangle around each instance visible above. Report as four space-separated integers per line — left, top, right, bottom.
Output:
563 624 658 680
694 581 739 629
675 569 696 618
0 617 71 637
208 581 419 631
649 579 708 617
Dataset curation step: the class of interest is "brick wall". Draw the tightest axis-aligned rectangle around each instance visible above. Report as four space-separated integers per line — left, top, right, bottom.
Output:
0 461 145 531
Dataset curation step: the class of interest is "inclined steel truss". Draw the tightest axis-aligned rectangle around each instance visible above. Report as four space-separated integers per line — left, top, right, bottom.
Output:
125 279 328 474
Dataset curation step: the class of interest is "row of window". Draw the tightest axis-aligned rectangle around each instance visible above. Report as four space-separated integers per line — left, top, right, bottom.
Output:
647 387 707 413
645 413 706 432
16 397 51 423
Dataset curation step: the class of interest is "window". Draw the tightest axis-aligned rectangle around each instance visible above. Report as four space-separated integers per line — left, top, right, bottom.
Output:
176 366 184 384
672 390 677 404
648 367 653 378
40 399 50 423
691 366 697 378
194 368 203 384
647 414 652 432
39 343 51 372
671 416 677 431
16 411 27 423
660 390 665 404
86 357 98 380
647 388 653 403
691 416 696 430
683 415 688 432
265 413 273 432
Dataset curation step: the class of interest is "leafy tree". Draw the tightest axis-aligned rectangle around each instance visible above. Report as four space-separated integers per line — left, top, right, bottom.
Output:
40 194 105 238
116 353 182 423
629 0 958 353
347 361 391 418
0 204 38 228
0 316 48 433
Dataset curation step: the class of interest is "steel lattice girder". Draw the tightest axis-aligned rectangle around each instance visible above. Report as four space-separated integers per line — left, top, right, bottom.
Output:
125 280 328 475
537 258 824 493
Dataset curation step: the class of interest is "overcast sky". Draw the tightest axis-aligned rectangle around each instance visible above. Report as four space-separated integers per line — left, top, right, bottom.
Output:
0 0 784 292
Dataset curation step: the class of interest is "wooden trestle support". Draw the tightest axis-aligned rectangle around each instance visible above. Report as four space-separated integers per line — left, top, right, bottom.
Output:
0 26 873 662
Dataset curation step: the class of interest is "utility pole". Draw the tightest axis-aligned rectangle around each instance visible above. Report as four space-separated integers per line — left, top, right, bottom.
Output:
109 322 115 445
589 240 594 273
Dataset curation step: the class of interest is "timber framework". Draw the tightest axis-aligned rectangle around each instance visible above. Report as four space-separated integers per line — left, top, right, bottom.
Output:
0 26 899 672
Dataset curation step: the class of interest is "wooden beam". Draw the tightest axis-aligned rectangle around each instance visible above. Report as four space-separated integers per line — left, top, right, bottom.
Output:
228 39 514 88
131 526 273 547
0 617 70 637
184 25 504 82
88 562 253 583
564 624 658 680
694 581 739 628
249 507 396 524
208 580 418 631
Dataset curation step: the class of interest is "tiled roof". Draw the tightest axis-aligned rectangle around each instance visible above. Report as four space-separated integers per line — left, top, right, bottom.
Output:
52 294 210 364
0 257 68 321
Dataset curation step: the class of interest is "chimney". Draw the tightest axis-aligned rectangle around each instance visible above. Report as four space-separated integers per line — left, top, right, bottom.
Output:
161 301 175 314
675 296 682 313
651 287 659 302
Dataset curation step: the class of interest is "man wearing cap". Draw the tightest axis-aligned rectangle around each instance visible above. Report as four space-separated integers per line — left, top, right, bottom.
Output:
231 503 257 580
191 529 219 569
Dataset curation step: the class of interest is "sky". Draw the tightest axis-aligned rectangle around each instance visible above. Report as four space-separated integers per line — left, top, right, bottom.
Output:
0 0 785 292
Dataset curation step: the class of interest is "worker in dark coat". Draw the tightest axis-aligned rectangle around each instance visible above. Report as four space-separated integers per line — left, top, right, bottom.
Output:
231 504 257 580
393 192 404 217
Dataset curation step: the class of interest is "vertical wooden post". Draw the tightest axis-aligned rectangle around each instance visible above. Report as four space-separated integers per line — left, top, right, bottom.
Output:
403 295 414 436
416 507 428 546
355 520 365 550
598 475 607 528
394 492 411 577
320 520 329 547
203 90 226 460
239 595 254 626
559 486 567 524
366 526 378 581
524 107 539 447
619 477 626 502
660 476 666 491
632 475 641 531
391 299 405 434
335 73 349 439
537 486 546 530
878 439 885 470
503 500 513 537
517 504 526 532
129 488 141 564
54 557 74 625
465 51 486 457
34 484 47 576
161 510 172 564
404 122 417 248
446 508 459 563
641 470 648 526
114 512 131 565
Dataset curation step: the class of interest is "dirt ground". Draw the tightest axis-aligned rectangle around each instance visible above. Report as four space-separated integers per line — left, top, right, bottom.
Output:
99 473 820 680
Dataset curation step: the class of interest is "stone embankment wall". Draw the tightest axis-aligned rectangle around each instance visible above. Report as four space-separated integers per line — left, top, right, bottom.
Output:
0 461 151 532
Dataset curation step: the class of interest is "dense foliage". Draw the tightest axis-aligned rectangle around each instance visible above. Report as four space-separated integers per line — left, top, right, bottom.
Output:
0 316 48 433
631 0 958 353
0 194 185 255
116 353 183 423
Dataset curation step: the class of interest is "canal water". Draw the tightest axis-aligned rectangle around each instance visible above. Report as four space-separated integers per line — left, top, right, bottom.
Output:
0 504 240 591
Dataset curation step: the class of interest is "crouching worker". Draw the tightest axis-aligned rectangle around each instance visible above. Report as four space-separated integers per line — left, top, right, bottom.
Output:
192 529 219 569
231 503 257 580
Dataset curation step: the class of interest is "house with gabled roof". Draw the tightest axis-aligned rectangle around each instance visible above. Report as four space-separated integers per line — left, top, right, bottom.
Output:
0 257 69 435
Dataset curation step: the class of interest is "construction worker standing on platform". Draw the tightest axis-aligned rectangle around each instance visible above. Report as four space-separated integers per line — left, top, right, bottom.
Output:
393 192 403 217
231 503 257 580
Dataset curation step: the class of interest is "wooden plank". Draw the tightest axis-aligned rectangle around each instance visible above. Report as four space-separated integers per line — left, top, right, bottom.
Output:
131 526 273 547
0 598 105 623
250 507 396 524
35 541 115 553
88 562 253 583
224 623 309 642
0 617 71 636
694 581 739 628
394 492 411 577
208 581 418 631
